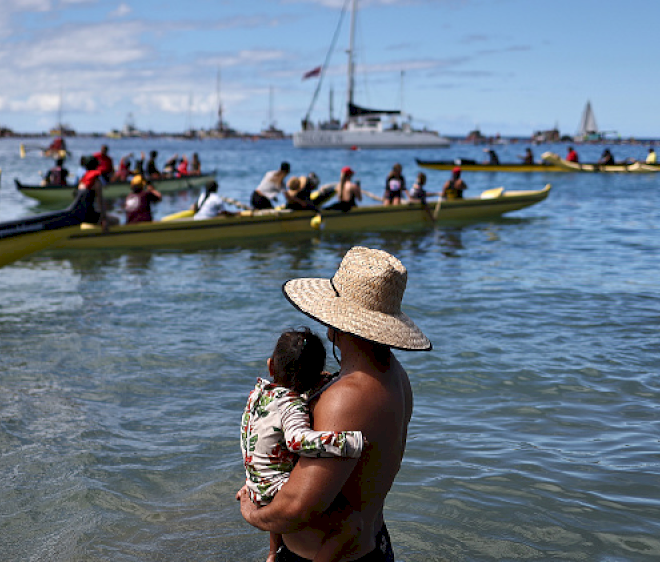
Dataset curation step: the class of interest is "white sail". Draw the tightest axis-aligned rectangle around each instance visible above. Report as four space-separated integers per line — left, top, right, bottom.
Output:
578 101 598 136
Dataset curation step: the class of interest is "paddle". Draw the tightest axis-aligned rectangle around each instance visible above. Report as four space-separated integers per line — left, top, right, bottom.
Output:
19 143 48 158
433 194 442 221
162 196 252 222
19 143 70 159
361 189 383 202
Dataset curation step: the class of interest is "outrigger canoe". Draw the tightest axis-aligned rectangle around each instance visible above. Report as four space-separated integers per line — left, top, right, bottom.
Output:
541 152 660 173
0 190 90 267
54 185 551 250
13 172 216 206
416 158 565 173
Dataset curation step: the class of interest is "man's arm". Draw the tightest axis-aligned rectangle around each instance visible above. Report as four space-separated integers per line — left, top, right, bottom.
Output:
238 384 362 534
239 454 356 534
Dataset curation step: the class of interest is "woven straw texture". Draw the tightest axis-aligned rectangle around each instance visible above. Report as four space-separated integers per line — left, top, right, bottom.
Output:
283 247 432 351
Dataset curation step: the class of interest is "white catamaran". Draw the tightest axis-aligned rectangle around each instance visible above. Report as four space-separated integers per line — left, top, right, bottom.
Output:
293 0 450 150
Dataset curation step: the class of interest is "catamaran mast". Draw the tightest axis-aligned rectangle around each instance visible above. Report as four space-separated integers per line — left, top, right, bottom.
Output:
269 86 275 128
346 0 357 122
329 86 335 122
217 68 224 132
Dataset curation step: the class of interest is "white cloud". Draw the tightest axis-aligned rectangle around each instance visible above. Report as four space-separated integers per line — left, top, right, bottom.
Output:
9 93 61 112
14 22 149 68
109 3 132 17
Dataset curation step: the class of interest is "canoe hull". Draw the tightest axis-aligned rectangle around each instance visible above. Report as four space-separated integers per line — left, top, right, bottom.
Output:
0 226 81 267
416 159 566 173
14 172 216 205
294 130 450 149
55 186 551 250
541 152 660 173
0 191 90 267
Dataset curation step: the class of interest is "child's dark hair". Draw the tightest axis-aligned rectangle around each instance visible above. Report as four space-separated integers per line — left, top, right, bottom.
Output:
271 328 326 394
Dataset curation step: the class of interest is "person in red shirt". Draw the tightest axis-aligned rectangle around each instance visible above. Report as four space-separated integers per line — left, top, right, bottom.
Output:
177 155 189 177
115 154 133 182
49 136 66 152
93 145 115 183
77 156 119 231
566 147 579 163
124 176 162 224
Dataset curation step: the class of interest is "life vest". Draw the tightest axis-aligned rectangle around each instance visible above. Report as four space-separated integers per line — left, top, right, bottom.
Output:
79 169 102 189
444 180 460 200
49 166 64 186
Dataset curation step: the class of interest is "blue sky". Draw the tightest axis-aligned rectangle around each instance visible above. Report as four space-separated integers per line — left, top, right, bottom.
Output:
1 0 657 138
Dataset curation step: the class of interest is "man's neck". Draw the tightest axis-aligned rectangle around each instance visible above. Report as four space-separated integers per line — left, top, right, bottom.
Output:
337 335 391 375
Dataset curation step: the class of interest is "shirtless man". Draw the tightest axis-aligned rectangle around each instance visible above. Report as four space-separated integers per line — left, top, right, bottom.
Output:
238 246 432 561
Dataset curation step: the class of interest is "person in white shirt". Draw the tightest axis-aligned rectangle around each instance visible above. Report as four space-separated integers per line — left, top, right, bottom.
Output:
193 180 234 220
250 162 291 209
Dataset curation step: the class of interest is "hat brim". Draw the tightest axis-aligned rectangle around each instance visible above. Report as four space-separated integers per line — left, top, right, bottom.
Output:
282 278 432 351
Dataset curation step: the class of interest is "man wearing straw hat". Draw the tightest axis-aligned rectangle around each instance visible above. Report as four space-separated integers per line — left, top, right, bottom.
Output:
238 246 432 561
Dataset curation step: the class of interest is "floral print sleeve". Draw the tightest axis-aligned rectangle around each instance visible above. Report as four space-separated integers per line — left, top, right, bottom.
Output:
277 390 363 458
240 377 364 504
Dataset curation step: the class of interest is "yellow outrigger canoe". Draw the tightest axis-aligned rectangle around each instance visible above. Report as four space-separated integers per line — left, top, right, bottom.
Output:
54 185 551 250
541 152 660 173
0 191 90 267
416 158 566 173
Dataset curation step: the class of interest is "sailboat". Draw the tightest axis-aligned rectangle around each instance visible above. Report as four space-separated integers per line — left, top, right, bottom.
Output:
210 68 239 138
260 86 286 139
574 101 617 142
575 101 599 141
293 0 450 149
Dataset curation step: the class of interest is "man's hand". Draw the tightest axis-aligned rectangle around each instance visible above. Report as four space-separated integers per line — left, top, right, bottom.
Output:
236 485 259 526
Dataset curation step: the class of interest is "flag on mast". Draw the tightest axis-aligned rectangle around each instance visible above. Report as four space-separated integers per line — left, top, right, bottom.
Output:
302 66 322 80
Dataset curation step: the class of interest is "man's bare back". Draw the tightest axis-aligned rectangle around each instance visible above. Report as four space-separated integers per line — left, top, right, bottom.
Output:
280 337 412 559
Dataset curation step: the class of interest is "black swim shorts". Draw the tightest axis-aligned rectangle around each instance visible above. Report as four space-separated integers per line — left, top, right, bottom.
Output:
275 523 394 562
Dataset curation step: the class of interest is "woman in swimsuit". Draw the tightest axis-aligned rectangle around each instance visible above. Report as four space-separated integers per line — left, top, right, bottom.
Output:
325 167 361 212
383 163 408 206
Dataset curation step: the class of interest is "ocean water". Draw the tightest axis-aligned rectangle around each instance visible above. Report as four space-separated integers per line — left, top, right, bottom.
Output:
1 137 659 561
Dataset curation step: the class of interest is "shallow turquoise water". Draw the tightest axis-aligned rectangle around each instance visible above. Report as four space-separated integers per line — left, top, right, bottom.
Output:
1 138 659 561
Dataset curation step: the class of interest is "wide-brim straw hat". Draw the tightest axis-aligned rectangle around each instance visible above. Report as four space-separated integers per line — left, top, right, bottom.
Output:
282 246 432 351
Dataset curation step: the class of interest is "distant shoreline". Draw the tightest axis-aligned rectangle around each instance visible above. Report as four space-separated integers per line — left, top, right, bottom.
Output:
1 131 657 145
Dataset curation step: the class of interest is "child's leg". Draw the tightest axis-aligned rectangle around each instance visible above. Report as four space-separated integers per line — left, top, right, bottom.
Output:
267 531 282 562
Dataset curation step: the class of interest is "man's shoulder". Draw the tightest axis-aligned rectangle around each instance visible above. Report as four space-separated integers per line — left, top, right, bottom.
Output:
315 371 385 420
315 375 362 410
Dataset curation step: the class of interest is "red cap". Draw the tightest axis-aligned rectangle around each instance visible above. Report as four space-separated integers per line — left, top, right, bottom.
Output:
341 166 354 176
452 166 461 174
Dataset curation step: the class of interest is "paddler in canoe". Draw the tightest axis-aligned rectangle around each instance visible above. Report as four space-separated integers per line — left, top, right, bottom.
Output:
251 161 291 209
324 166 362 212
441 166 468 200
77 156 120 232
284 174 320 211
